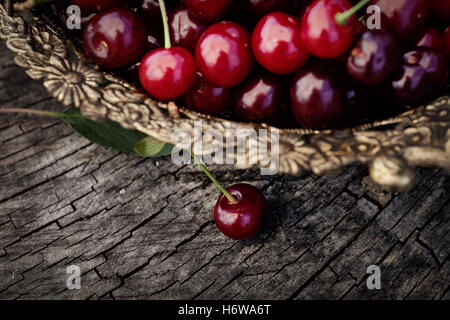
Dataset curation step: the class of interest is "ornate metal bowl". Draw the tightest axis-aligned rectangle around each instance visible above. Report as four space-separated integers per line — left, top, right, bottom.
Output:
1 2 449 191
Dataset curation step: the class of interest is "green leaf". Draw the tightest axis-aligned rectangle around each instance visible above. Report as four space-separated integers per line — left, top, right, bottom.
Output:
58 107 146 154
135 136 174 157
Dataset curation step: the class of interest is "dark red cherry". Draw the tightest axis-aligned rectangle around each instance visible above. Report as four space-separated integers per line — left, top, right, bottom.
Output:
414 27 442 50
300 0 357 59
70 0 125 13
168 6 208 53
390 48 449 105
290 65 347 129
184 0 233 22
214 183 266 240
139 47 197 101
234 71 286 122
431 0 450 23
83 8 148 68
347 30 400 85
195 21 254 88
252 12 309 74
182 72 231 115
368 0 431 44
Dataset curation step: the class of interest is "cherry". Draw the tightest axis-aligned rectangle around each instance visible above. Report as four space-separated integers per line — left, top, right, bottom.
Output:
390 48 449 105
70 0 125 14
214 183 266 240
368 0 431 44
347 29 400 85
139 0 197 100
414 27 443 51
290 64 347 129
195 21 254 88
182 72 231 115
184 0 233 22
252 12 309 74
139 47 196 100
233 71 286 122
83 8 148 68
300 0 357 59
168 6 208 53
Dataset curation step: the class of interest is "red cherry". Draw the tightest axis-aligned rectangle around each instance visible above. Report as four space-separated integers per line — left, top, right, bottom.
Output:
70 0 126 14
182 72 231 115
184 0 233 22
290 64 347 129
83 8 148 68
214 183 266 240
195 21 254 88
233 71 286 122
168 6 208 53
368 0 431 44
139 47 197 101
300 0 357 59
252 12 310 74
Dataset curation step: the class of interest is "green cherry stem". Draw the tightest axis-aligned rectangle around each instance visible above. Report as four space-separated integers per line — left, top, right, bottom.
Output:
158 0 172 49
189 149 238 205
335 0 370 26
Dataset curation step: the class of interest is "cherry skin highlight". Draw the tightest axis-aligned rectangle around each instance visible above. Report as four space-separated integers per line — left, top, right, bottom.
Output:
300 0 357 59
83 8 148 68
214 183 266 240
195 21 254 88
139 47 197 101
252 12 310 74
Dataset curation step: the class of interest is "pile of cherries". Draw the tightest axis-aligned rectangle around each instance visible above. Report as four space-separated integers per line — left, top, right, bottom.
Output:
58 0 450 240
65 0 450 130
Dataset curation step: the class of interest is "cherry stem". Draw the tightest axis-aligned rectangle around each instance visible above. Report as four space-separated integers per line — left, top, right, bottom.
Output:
158 0 171 49
335 0 370 26
189 150 238 205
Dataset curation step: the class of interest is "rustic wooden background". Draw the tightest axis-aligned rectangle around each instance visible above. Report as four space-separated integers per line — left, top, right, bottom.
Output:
0 42 449 300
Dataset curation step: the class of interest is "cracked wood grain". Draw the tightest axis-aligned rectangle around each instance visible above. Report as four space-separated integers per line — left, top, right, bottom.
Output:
0 42 449 300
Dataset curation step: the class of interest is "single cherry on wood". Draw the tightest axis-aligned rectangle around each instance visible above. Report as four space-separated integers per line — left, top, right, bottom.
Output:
252 12 309 74
195 21 254 88
214 183 266 240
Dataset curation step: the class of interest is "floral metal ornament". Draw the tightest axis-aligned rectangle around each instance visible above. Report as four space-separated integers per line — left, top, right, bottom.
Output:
0 3 449 192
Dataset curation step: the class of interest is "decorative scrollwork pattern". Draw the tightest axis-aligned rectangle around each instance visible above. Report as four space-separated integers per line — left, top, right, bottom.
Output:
1 4 449 192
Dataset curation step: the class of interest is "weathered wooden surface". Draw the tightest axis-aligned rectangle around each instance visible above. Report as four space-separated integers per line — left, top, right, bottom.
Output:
0 42 449 300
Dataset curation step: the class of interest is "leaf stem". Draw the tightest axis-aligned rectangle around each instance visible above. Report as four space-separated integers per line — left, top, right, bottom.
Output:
335 0 370 26
189 150 238 205
0 108 66 118
158 0 172 49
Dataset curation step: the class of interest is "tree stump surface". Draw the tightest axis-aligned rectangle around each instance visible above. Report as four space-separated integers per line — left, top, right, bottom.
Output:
0 43 449 300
